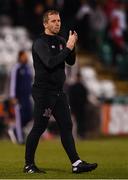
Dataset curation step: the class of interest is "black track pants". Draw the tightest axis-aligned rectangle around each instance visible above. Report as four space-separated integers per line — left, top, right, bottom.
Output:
25 91 80 164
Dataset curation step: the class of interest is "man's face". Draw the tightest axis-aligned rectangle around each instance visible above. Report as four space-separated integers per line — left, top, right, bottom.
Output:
20 52 28 64
44 14 61 35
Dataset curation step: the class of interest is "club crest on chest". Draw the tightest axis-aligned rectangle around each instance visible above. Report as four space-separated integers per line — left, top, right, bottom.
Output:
43 108 52 118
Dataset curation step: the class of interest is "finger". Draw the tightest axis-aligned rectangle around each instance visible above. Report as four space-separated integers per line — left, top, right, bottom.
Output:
73 31 78 37
74 31 78 41
69 30 72 36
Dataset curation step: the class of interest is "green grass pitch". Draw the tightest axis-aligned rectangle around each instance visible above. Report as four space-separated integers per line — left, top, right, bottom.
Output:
0 137 128 179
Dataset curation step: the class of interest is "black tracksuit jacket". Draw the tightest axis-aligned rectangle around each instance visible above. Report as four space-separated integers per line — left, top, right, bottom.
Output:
32 33 76 92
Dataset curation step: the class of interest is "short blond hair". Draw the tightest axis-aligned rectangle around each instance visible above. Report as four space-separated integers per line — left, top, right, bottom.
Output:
43 10 59 23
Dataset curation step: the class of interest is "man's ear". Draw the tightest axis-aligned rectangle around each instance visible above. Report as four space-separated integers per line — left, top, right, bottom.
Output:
43 22 47 29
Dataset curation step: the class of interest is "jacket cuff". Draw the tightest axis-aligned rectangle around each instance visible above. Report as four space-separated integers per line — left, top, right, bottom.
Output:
65 47 72 54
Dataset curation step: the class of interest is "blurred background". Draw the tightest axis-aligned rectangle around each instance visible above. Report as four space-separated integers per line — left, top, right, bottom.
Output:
0 0 128 143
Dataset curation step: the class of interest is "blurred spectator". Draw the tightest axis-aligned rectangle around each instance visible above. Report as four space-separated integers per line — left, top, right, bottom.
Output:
68 72 88 139
104 0 117 18
3 99 16 142
25 2 45 37
44 0 56 11
60 0 80 38
111 2 127 32
0 65 8 95
0 15 12 26
9 50 33 144
75 0 92 50
90 3 107 52
0 100 6 137
108 2 128 65
56 0 64 11
11 0 27 26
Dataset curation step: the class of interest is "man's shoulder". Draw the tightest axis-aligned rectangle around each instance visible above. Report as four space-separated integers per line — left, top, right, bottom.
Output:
32 35 47 49
33 35 44 44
